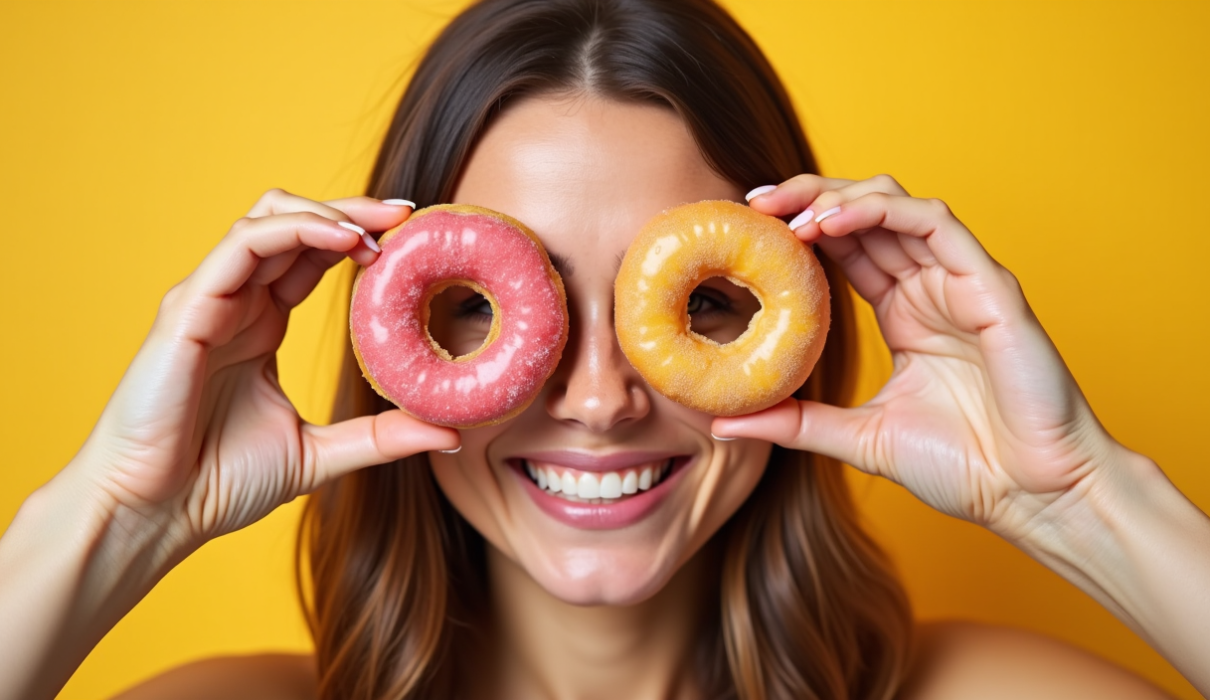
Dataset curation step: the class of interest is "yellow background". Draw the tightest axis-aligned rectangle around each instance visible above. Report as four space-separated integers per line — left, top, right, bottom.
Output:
1 1 1206 698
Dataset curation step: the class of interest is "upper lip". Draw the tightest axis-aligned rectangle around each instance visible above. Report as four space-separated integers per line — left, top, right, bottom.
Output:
511 450 684 472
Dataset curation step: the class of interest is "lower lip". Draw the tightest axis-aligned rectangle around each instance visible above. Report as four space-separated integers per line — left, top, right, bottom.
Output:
512 458 690 530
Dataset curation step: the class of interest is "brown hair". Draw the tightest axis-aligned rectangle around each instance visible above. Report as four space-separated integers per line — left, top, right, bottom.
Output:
298 1 912 698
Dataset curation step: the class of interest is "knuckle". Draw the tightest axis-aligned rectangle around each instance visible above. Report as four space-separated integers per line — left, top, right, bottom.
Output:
261 187 289 202
228 216 254 235
159 281 185 310
247 187 292 215
154 281 188 329
786 173 823 190
871 173 907 193
998 264 1023 295
925 197 953 217
295 210 332 227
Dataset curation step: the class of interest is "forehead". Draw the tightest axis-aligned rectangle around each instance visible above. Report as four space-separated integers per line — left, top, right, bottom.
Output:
451 94 742 261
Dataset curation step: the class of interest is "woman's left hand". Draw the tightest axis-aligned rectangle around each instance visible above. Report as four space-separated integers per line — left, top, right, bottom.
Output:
712 174 1131 540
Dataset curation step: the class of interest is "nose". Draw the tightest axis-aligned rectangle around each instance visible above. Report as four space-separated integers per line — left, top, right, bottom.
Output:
545 297 651 432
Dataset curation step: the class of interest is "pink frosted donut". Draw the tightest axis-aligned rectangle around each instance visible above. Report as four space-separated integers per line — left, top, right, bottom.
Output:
350 204 568 428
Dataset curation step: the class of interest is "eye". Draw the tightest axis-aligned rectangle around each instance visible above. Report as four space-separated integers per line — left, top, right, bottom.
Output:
456 293 493 324
687 289 731 317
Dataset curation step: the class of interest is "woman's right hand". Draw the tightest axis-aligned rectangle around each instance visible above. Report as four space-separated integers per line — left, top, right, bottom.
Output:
66 188 459 548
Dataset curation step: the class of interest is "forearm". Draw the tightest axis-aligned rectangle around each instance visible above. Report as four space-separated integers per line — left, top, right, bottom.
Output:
1017 449 1210 695
0 467 193 700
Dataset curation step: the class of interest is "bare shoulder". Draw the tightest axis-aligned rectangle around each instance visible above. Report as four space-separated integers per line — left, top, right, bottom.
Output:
897 620 1175 700
109 652 316 700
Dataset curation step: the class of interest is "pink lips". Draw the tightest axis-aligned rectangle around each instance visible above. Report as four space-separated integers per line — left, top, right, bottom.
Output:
510 451 690 530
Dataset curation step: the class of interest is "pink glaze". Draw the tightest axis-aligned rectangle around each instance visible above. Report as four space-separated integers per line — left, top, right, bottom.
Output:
351 209 567 427
512 457 692 530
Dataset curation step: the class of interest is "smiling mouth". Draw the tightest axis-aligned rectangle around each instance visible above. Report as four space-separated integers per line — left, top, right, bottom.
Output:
521 458 674 504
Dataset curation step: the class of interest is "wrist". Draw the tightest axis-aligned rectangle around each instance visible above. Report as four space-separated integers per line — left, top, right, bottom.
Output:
1013 445 1165 595
0 464 197 700
44 457 198 595
1010 444 1210 691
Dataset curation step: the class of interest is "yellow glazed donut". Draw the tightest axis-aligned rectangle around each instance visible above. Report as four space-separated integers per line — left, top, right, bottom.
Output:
614 200 830 416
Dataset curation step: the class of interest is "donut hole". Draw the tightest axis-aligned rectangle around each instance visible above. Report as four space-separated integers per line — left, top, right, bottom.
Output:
424 282 499 361
687 276 761 345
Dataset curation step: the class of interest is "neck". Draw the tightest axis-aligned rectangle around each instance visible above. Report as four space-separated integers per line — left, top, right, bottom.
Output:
484 544 719 700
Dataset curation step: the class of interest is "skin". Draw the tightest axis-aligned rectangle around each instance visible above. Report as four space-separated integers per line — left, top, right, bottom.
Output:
0 95 1205 700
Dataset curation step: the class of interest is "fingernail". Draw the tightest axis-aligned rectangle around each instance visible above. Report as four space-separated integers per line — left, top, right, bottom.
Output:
382 198 416 208
438 445 462 454
711 433 737 442
788 209 815 230
744 185 777 201
361 233 380 253
337 221 366 235
815 206 842 223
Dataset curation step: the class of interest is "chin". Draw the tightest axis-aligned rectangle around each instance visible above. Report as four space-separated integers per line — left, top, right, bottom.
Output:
518 536 692 606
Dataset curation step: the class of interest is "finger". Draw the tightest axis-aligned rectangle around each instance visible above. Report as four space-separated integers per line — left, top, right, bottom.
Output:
323 195 415 234
854 227 920 281
809 193 995 277
250 248 304 286
816 235 896 305
301 410 461 488
711 398 882 476
747 173 911 224
193 212 361 298
245 188 413 249
744 174 855 218
269 248 346 309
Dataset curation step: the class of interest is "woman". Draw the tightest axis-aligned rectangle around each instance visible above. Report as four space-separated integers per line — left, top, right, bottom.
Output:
1 0 1206 698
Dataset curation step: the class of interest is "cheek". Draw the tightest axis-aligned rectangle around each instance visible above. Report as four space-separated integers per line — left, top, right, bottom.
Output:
686 439 772 549
427 426 516 559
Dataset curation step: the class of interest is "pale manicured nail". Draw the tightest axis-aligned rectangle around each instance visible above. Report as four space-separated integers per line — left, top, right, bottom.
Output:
337 220 366 235
382 198 415 208
815 206 842 223
438 445 462 454
788 209 815 230
711 433 737 442
360 233 380 253
744 185 777 201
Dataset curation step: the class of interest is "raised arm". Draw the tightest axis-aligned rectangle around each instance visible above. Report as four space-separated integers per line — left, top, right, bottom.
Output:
0 190 459 700
714 175 1210 695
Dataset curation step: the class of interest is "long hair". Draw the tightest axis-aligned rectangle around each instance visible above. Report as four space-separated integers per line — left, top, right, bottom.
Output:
298 1 913 698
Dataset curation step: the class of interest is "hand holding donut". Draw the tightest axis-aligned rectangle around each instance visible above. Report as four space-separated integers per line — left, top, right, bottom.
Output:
712 174 1140 541
64 189 460 549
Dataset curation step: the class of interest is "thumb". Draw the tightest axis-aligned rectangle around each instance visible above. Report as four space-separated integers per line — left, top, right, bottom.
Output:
711 397 880 475
301 410 461 488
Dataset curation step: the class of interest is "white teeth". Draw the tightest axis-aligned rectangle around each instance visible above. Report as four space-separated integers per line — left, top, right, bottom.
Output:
600 472 623 498
577 473 600 499
525 459 676 500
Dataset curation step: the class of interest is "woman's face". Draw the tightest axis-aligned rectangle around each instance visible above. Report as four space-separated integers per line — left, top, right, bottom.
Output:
429 94 771 606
